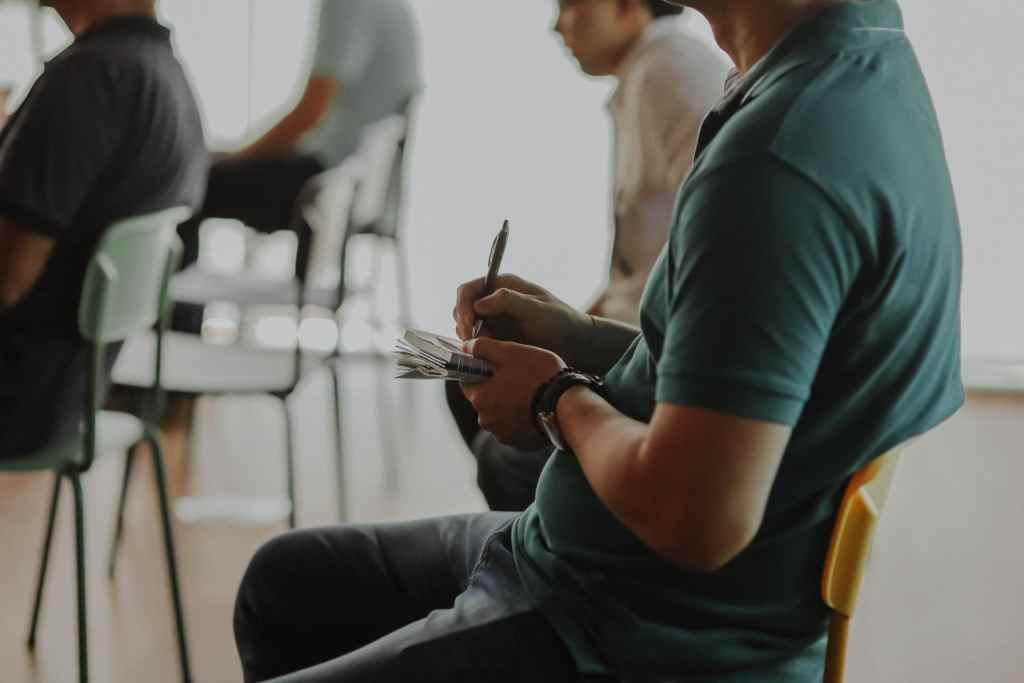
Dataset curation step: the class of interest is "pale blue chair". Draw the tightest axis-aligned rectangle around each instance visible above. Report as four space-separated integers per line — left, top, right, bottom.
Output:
0 208 193 683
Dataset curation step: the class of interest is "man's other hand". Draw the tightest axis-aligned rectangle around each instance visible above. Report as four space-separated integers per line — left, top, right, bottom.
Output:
453 273 589 355
460 337 566 449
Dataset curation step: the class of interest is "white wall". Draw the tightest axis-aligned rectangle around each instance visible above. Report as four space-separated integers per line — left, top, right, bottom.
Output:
900 1 1023 360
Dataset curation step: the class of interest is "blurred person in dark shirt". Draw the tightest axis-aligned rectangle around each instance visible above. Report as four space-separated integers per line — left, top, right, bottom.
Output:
0 0 206 458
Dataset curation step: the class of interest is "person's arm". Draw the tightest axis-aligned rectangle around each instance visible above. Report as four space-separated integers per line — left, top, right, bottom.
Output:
233 74 336 161
0 217 54 309
454 273 639 375
557 158 860 570
556 387 788 571
463 157 861 570
0 57 123 311
461 334 788 570
233 0 376 161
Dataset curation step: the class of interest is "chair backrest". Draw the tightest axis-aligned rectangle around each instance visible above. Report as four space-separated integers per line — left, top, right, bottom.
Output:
76 207 190 471
295 113 410 299
821 449 902 683
349 114 409 238
297 161 360 291
79 207 191 343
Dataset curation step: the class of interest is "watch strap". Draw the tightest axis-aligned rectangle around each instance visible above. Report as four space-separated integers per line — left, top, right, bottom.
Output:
531 367 604 431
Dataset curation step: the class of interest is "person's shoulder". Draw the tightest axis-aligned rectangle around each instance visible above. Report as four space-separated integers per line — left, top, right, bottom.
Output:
45 40 114 77
697 38 920 182
638 26 728 76
50 31 162 85
765 37 944 205
26 44 128 114
773 39 935 154
626 27 730 107
647 16 728 66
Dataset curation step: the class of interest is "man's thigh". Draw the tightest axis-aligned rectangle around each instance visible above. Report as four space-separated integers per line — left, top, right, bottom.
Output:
266 519 581 683
235 513 518 679
203 155 324 233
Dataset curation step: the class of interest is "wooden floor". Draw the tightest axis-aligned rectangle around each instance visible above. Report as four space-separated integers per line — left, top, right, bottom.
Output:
1 358 1022 682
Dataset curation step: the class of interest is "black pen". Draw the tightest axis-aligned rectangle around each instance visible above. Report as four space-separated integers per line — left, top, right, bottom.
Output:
472 219 510 338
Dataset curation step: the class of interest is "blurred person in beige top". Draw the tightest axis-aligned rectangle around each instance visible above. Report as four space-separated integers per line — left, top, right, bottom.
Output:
577 1 730 323
444 0 730 512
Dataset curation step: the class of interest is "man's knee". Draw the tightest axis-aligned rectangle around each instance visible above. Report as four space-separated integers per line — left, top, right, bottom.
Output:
234 530 317 637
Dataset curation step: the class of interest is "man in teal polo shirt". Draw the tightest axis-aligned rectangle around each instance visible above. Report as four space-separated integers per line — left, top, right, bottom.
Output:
232 1 963 680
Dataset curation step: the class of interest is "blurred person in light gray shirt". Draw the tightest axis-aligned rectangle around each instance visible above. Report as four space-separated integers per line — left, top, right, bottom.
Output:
176 0 421 270
445 0 730 512
562 0 729 324
299 0 421 168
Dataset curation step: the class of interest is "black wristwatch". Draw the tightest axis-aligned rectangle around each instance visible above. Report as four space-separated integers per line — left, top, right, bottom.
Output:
532 368 605 451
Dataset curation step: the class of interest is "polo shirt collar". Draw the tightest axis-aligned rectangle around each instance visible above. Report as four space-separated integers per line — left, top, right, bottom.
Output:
75 15 171 46
718 0 906 111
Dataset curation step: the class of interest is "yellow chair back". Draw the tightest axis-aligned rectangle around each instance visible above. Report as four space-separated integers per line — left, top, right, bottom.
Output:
821 449 902 683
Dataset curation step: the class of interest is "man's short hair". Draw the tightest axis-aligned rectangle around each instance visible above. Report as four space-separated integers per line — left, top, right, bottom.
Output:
644 0 684 18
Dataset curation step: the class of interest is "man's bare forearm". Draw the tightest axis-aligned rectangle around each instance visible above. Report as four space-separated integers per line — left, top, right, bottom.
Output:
236 75 335 161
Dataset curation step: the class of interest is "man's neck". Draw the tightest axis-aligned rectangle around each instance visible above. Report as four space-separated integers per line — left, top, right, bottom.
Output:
692 0 834 73
62 1 155 38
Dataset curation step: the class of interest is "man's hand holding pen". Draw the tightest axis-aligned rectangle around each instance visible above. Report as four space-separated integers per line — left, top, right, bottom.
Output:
453 273 592 357
453 273 588 447
452 220 608 447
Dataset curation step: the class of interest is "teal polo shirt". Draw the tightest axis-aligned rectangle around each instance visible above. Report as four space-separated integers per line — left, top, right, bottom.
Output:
512 1 964 679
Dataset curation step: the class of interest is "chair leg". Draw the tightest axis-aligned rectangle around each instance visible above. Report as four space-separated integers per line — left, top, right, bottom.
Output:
331 363 347 521
282 395 297 529
27 473 62 650
69 473 89 683
394 239 412 330
367 240 384 332
107 442 140 579
146 429 193 683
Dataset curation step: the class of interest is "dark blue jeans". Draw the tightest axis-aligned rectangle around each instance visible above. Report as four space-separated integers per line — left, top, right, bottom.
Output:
443 380 550 512
233 513 602 682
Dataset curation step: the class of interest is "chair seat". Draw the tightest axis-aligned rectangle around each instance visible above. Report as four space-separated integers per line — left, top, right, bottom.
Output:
170 267 340 309
112 331 299 394
0 411 145 473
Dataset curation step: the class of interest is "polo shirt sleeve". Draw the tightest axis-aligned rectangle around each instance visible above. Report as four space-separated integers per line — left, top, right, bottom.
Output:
0 56 123 238
656 155 863 425
312 0 375 86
